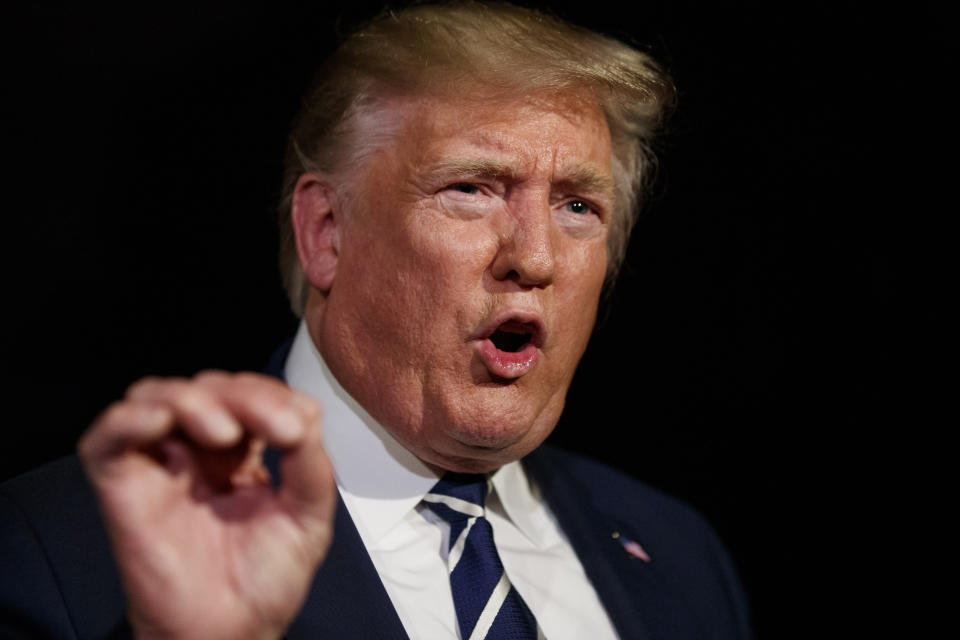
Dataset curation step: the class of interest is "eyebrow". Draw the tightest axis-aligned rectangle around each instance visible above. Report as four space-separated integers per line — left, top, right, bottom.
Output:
553 165 615 197
424 158 522 182
423 157 615 196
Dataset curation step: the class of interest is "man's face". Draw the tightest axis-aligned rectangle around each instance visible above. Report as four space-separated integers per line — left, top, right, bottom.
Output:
313 93 613 472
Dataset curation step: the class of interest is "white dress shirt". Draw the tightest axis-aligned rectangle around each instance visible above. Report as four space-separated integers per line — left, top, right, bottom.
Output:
284 321 619 639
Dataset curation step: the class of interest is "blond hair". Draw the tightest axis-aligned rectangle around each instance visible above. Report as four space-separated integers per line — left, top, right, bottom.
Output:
278 1 675 316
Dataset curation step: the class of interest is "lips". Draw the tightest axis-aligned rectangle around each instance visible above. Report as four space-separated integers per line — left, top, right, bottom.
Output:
473 313 544 379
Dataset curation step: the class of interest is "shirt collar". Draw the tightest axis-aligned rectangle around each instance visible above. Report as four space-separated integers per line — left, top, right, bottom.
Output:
284 322 439 542
490 461 549 548
284 321 549 548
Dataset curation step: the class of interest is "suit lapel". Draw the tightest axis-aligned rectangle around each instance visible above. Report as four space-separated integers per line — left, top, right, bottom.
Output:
286 495 409 639
524 448 703 640
263 448 408 639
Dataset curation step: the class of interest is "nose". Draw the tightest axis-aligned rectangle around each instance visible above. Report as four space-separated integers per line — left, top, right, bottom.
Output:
489 191 557 288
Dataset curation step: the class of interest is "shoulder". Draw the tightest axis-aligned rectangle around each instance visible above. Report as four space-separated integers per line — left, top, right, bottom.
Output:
0 456 105 548
0 456 128 639
525 443 710 534
525 444 752 639
528 445 723 553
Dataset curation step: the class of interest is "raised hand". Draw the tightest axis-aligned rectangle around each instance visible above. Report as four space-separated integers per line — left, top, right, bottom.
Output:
78 371 336 640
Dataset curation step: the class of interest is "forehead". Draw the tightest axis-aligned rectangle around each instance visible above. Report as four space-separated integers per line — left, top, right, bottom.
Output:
384 92 613 185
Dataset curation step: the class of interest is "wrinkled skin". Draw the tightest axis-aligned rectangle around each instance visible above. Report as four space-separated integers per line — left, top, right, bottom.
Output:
296 93 613 473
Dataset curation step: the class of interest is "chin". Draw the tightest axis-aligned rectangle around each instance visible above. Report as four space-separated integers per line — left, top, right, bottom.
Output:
424 411 558 473
421 443 526 474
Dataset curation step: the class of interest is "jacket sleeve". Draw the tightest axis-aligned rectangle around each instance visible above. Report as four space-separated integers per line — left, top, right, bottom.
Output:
0 458 131 640
0 489 78 639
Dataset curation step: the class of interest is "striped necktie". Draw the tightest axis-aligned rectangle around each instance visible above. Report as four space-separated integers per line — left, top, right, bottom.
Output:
423 472 539 640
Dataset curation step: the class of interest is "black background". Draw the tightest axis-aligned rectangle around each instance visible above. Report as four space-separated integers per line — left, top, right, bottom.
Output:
5 1 942 637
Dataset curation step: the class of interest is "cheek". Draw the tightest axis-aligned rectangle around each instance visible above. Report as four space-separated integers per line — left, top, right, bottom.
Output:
554 241 606 340
560 237 608 294
404 214 497 283
337 229 425 345
367 228 481 350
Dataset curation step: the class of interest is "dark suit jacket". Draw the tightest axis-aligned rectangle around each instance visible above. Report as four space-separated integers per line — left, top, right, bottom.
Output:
0 348 751 639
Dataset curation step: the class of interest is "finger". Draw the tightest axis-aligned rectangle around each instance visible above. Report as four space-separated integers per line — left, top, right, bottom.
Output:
192 371 318 447
79 400 177 471
278 413 337 529
228 438 271 488
186 436 261 494
126 377 244 447
155 435 198 477
190 372 335 530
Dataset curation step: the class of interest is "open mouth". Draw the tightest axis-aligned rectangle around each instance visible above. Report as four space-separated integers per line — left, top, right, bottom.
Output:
490 324 534 353
473 314 544 379
486 318 542 353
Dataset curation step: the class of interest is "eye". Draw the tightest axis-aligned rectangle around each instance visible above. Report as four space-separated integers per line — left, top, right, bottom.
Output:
447 182 480 195
564 200 592 215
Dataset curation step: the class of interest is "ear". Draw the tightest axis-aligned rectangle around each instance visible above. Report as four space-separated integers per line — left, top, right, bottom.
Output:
291 173 341 292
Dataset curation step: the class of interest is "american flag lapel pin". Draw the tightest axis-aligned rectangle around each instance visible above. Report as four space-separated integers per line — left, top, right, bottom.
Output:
612 531 651 562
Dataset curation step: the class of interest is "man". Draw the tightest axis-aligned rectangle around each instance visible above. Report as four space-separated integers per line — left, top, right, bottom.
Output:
0 3 751 639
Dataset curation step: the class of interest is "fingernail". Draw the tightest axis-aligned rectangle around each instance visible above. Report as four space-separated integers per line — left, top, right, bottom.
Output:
210 413 241 442
290 392 320 421
276 410 305 442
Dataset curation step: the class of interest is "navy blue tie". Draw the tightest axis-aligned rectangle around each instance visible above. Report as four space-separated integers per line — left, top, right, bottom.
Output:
423 472 539 640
